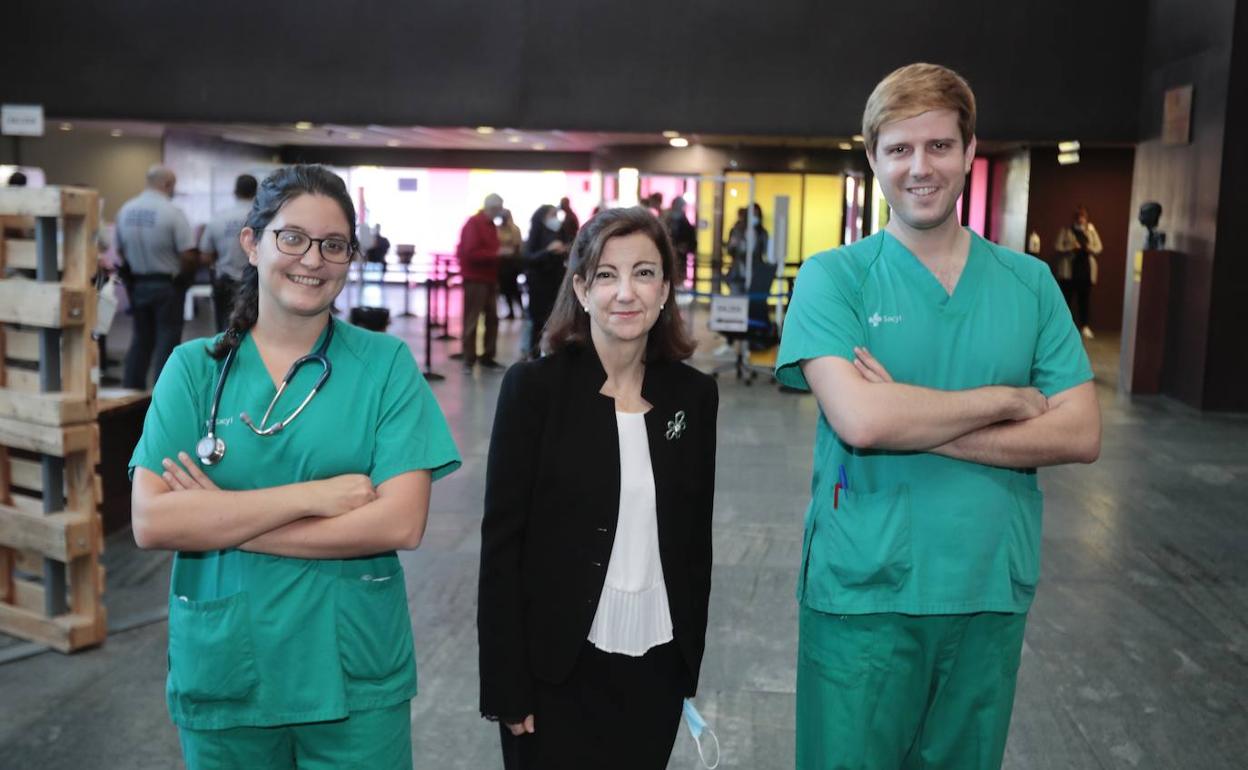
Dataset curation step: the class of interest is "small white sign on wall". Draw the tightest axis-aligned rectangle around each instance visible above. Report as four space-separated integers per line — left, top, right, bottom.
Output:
1 104 45 136
709 296 749 333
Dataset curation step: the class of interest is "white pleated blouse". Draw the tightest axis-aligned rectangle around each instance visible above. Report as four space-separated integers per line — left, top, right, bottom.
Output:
587 411 675 656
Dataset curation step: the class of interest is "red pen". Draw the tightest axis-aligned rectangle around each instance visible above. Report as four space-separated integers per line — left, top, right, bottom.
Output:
834 483 842 509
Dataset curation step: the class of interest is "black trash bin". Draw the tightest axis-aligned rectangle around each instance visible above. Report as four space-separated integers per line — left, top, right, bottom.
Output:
349 306 390 332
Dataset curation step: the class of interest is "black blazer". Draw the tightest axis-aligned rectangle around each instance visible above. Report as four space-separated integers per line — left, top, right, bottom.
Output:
478 344 718 719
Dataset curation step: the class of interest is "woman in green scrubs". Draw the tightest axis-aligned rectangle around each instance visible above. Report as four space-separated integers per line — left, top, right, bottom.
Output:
129 165 461 769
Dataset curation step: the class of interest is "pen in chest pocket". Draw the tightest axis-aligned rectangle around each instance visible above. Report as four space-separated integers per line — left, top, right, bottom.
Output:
834 464 850 509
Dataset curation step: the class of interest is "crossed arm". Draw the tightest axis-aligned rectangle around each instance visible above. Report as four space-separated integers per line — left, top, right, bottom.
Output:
131 452 433 557
801 348 1100 468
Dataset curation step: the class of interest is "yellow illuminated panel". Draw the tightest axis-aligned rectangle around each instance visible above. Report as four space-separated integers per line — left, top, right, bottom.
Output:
801 174 844 258
753 173 805 264
696 179 716 258
871 176 890 233
722 178 752 243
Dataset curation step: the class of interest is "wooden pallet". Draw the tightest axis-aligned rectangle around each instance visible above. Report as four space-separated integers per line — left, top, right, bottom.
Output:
0 186 98 428
0 420 106 652
0 186 97 287
0 186 106 652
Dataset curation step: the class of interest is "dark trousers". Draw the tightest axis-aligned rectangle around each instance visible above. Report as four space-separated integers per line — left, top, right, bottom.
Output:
461 280 499 364
123 280 185 389
499 258 523 318
1061 278 1092 329
525 275 560 359
212 276 239 333
499 641 685 770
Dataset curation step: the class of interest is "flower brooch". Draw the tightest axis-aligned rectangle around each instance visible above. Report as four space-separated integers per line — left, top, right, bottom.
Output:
665 410 687 441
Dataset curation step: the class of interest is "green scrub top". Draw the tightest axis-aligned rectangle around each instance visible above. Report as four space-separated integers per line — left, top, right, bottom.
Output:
129 318 461 730
776 230 1092 616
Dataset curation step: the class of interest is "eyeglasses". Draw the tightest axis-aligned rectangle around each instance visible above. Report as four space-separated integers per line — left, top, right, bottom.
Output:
271 229 355 264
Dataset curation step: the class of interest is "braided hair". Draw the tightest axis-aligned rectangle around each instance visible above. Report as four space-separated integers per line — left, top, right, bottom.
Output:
208 165 358 359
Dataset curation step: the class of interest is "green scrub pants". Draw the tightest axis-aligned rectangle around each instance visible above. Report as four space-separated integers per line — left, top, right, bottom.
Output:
796 606 1027 770
178 701 412 770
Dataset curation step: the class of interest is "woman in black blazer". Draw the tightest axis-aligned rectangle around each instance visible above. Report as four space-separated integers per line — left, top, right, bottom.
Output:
479 206 718 769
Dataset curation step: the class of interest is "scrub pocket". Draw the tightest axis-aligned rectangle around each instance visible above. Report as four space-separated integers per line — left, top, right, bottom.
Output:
798 607 900 688
336 569 414 681
809 485 913 591
168 592 260 703
1007 486 1045 589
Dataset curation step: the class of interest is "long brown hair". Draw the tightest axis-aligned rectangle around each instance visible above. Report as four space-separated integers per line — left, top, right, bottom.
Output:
542 206 696 362
208 165 358 359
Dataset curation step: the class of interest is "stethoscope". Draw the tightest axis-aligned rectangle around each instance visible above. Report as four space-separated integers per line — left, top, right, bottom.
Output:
195 318 334 466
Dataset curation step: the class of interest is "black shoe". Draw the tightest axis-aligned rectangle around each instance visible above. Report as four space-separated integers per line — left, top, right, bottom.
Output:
479 358 506 371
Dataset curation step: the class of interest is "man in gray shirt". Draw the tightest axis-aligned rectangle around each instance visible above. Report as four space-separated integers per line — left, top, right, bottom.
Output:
198 174 257 332
115 165 197 389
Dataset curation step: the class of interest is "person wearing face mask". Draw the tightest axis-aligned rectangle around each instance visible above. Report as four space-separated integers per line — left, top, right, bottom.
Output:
129 165 461 769
1054 205 1103 339
724 203 769 293
521 204 569 359
479 206 718 769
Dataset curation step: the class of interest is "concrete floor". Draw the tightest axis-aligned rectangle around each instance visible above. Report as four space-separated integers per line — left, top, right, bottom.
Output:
1 284 1246 769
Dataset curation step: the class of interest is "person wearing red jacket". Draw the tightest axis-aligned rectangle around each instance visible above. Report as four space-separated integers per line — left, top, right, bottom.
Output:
457 193 505 373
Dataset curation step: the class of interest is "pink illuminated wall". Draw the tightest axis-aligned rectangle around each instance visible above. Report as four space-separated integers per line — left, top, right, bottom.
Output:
639 176 698 214
344 167 599 268
967 157 989 236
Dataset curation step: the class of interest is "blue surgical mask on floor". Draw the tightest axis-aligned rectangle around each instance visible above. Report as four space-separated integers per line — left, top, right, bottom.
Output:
682 698 720 768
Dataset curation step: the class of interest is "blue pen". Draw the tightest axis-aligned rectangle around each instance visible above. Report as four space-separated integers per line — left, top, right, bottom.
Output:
838 464 849 492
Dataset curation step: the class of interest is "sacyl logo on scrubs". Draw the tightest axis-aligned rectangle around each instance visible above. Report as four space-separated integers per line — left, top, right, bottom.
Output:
868 312 903 328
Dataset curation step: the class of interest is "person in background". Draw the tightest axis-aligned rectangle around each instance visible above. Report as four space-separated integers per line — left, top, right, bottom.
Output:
198 173 257 333
724 203 769 293
557 196 580 245
521 204 568 359
497 208 525 320
1054 205 1102 339
116 164 198 389
645 193 664 219
365 224 391 275
457 193 506 373
664 196 697 287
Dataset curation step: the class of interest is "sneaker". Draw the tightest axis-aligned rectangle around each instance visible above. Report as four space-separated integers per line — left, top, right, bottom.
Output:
479 359 506 371
1082 326 1095 339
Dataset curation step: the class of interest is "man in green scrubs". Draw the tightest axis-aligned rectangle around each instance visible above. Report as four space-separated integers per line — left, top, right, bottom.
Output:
776 63 1101 770
130 319 461 768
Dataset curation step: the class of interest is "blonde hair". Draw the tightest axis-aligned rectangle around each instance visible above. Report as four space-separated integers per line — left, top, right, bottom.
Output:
862 63 976 158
